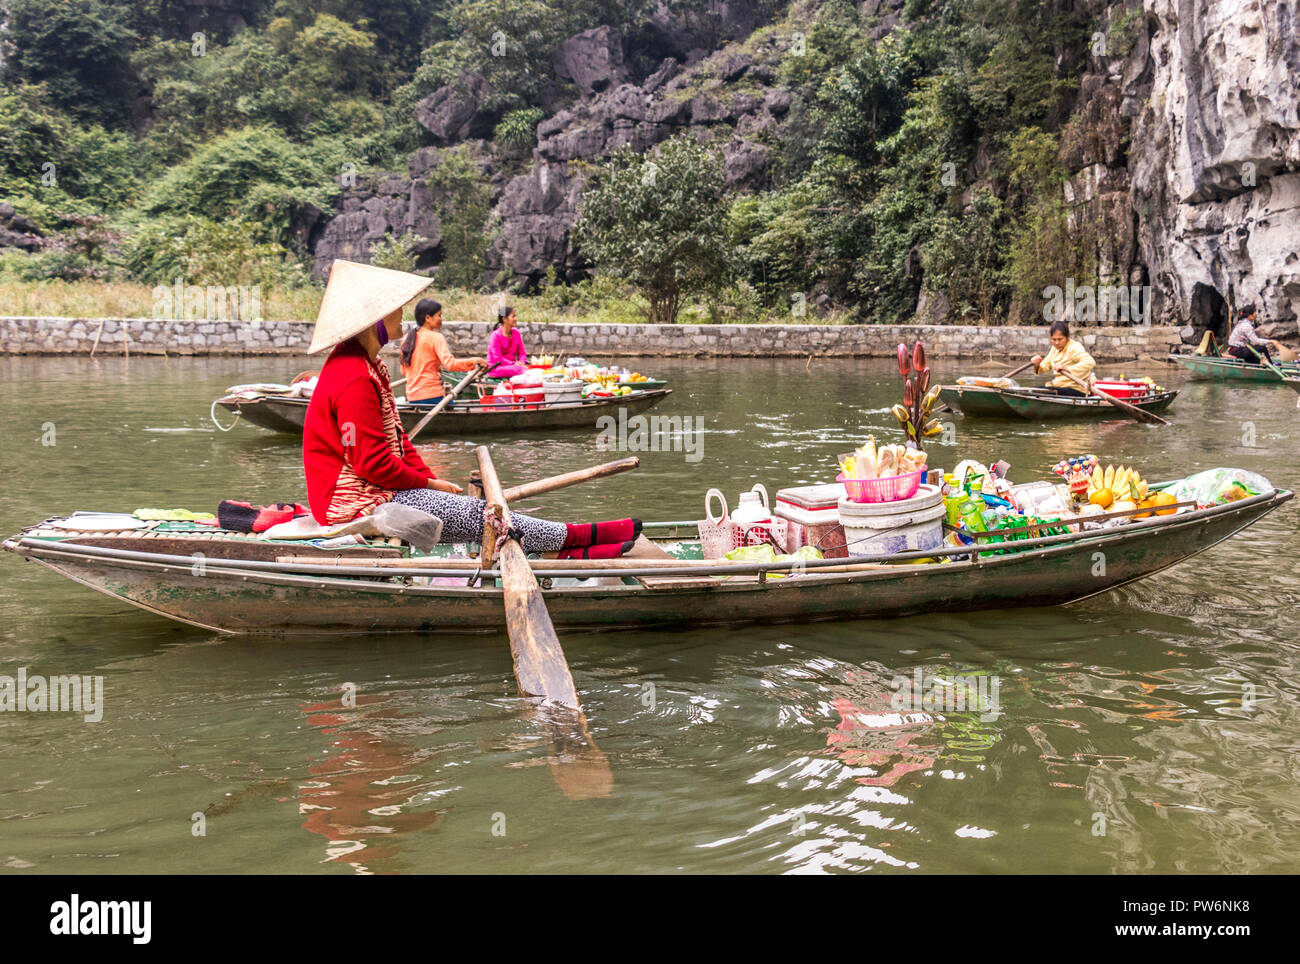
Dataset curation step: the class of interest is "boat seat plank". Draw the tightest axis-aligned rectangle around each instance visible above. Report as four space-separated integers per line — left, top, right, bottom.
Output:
628 535 720 590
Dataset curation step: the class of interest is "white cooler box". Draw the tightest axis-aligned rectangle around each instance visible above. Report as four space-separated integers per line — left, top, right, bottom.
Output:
773 483 849 558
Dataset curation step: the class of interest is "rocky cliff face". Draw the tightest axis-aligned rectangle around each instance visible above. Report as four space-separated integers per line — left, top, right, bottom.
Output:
311 0 1300 331
1124 0 1300 333
312 10 797 284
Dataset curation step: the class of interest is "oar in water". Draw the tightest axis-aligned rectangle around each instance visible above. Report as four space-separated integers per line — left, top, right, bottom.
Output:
476 446 612 799
476 445 579 708
1058 369 1170 426
407 364 493 442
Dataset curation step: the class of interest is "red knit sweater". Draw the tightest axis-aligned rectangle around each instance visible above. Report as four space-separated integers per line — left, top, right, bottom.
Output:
303 340 435 524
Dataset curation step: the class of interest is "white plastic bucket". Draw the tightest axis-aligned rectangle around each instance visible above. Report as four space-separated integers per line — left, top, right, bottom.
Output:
543 380 584 406
838 484 944 557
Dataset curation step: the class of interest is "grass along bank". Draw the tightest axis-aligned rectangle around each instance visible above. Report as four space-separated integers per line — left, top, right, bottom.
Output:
0 276 859 327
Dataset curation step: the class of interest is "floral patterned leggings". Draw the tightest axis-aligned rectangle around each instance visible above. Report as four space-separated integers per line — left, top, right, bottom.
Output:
392 488 567 552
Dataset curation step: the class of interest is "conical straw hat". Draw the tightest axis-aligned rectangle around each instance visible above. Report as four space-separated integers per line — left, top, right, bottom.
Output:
308 260 433 354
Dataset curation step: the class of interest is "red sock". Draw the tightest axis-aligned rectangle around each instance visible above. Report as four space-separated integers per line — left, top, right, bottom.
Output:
557 540 635 560
563 518 641 548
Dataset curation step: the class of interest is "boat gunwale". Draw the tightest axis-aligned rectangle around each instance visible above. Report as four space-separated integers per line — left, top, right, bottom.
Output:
1168 353 1300 377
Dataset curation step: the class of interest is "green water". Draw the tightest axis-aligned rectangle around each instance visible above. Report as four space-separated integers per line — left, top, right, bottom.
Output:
1 353 1297 874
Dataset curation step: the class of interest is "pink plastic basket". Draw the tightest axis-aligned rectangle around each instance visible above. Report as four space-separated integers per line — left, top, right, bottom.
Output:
837 467 927 504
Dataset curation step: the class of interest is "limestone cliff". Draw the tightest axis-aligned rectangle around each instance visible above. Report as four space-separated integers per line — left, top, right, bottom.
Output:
310 0 1300 332
1125 0 1300 333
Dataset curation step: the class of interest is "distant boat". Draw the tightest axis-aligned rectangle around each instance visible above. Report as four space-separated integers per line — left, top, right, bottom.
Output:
214 388 672 436
1168 353 1300 383
939 385 1178 420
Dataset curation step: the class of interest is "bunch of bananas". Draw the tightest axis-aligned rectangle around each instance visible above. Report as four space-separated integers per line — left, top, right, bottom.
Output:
1086 464 1148 508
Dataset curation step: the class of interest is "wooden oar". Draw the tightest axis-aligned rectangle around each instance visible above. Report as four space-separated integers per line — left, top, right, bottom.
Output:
503 457 639 502
407 364 490 442
1245 344 1295 381
476 446 579 708
476 446 613 798
1058 369 1170 426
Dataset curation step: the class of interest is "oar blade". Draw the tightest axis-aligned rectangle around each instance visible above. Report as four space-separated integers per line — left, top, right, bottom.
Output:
498 541 580 709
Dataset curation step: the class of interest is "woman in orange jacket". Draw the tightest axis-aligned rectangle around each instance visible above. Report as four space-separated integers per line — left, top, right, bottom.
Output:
399 298 487 407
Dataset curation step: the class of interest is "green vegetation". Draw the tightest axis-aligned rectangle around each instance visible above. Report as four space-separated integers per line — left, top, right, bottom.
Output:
0 0 1103 325
575 135 733 324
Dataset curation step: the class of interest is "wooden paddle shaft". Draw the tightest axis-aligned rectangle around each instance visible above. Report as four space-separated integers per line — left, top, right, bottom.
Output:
1002 359 1036 379
408 364 486 442
503 457 640 502
1059 368 1170 425
476 446 580 709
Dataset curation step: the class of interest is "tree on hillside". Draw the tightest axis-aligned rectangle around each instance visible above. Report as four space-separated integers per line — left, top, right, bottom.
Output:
574 135 733 325
1 0 138 126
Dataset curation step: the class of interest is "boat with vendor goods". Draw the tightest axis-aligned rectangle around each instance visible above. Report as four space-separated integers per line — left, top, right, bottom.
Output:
4 466 1287 636
213 384 672 436
1168 353 1300 383
13 340 1286 637
940 376 1177 420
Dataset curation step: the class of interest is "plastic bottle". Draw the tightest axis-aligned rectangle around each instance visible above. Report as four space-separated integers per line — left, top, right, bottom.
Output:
942 473 964 528
959 493 987 534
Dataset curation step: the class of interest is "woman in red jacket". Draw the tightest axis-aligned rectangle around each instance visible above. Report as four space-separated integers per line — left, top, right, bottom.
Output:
303 261 639 558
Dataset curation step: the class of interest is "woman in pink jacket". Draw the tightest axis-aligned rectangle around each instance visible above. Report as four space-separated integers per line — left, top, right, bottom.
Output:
486 305 527 378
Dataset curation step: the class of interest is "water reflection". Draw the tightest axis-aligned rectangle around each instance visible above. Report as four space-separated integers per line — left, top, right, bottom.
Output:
299 692 446 875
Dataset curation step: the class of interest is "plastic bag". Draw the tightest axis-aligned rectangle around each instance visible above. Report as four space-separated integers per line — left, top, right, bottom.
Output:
1163 468 1274 506
723 543 824 578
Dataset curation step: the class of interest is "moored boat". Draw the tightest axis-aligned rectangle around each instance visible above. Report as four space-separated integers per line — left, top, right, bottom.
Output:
1169 353 1300 382
940 384 1178 420
214 387 672 436
5 482 1289 636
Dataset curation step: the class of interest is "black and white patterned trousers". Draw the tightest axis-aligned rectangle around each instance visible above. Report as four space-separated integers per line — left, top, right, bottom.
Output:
392 488 567 552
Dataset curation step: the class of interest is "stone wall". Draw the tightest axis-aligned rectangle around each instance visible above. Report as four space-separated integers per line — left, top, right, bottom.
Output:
0 316 1181 360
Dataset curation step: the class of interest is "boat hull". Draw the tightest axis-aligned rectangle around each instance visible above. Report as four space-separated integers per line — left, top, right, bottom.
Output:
1000 389 1177 420
7 490 1290 636
940 385 1178 420
1169 354 1300 382
218 388 671 436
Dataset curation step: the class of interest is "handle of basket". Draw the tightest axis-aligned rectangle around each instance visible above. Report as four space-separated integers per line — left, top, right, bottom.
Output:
705 488 728 526
751 483 769 512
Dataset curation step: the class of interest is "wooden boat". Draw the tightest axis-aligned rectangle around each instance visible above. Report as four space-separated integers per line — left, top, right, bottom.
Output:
4 483 1289 636
215 388 671 436
1168 353 1300 382
940 385 1178 420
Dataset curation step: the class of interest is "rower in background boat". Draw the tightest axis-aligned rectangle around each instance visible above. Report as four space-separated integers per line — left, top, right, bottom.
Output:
304 260 640 560
1226 304 1286 365
486 305 528 379
398 298 487 408
1030 320 1096 397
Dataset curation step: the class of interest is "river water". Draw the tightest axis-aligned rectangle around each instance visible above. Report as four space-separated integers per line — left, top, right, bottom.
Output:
0 353 1296 875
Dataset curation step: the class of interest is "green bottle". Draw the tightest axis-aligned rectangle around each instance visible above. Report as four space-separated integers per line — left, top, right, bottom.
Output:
942 473 964 528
